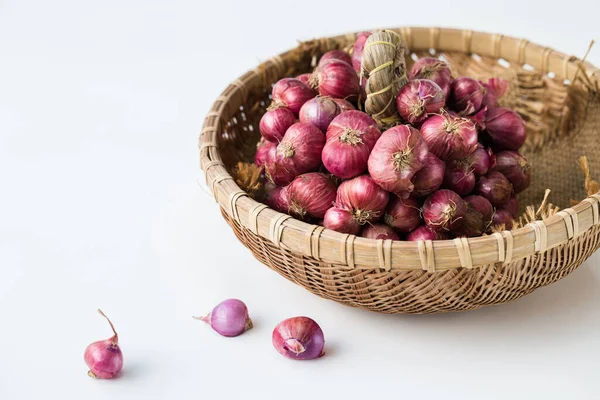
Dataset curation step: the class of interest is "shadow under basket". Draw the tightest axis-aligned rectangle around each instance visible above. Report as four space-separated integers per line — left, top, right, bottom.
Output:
200 27 600 314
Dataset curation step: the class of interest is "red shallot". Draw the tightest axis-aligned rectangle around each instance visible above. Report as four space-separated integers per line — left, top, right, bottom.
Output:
323 207 360 235
319 50 352 67
443 162 476 196
423 189 468 232
491 151 531 193
396 79 445 125
84 310 123 379
485 107 527 151
411 153 445 198
195 299 252 337
310 59 361 101
492 209 514 230
272 317 325 360
299 96 340 133
361 223 401 240
449 77 485 115
481 78 509 108
476 171 513 207
465 195 494 228
287 173 337 220
270 78 316 115
502 195 520 218
406 224 450 241
333 98 356 112
384 195 422 233
259 107 296 143
255 138 276 167
409 57 453 100
335 174 389 225
265 184 290 213
420 112 478 161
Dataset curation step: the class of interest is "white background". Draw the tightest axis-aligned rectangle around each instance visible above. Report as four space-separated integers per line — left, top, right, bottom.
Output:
1 0 599 399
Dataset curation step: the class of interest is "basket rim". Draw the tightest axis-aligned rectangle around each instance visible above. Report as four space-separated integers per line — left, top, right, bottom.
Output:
199 26 600 272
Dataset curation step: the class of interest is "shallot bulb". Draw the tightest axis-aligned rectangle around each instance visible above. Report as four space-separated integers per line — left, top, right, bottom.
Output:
408 57 453 100
84 309 123 379
449 77 485 115
411 153 445 198
466 143 494 176
323 207 360 235
468 106 488 131
310 59 361 101
485 107 527 151
333 98 356 112
255 138 276 167
492 209 514 230
259 107 296 143
406 224 450 241
502 195 520 218
420 112 478 161
270 78 316 115
476 171 513 207
299 97 340 133
265 184 290 213
335 175 389 225
367 125 429 195
453 207 486 237
423 189 467 232
491 151 531 193
319 50 352 67
361 223 401 240
195 299 252 337
384 195 422 233
352 31 372 73
443 162 476 196
287 173 337 220
481 78 509 108
465 195 494 228
323 111 381 179
264 122 325 185
296 73 312 87
272 317 325 360
396 79 445 125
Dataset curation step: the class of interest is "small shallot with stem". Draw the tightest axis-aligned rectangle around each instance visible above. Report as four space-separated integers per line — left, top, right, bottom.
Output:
272 317 325 360
287 173 337 220
310 59 361 101
423 189 467 232
420 111 478 161
449 77 485 115
270 78 316 115
409 57 453 100
84 309 123 379
396 79 445 125
194 299 253 337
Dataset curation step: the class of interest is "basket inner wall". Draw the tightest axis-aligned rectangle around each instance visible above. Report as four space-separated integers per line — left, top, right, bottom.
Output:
215 41 599 210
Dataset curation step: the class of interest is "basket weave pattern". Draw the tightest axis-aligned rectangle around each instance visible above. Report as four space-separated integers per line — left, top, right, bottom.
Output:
200 27 600 313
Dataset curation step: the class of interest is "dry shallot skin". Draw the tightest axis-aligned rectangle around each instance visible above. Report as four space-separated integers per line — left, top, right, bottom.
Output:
259 107 296 143
254 138 276 167
322 111 381 179
476 171 513 207
310 59 361 102
270 78 316 115
361 223 401 240
296 73 312 87
396 79 445 125
84 310 123 379
352 31 373 73
453 207 486 238
272 317 325 360
323 207 361 235
384 195 422 233
333 98 356 112
367 125 429 195
299 97 340 133
491 151 532 194
485 107 527 151
264 122 325 186
319 50 353 67
411 153 445 198
408 57 453 100
449 77 486 115
406 224 450 241
335 175 389 225
287 173 337 220
422 189 468 232
493 209 514 230
420 112 478 161
481 78 509 108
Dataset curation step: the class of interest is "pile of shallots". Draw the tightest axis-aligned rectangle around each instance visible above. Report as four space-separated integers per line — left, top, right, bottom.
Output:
255 42 531 241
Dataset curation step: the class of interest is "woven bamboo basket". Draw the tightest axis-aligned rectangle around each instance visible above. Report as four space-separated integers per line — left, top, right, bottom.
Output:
199 27 600 314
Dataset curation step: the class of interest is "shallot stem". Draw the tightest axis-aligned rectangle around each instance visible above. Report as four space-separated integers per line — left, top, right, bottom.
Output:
97 309 118 342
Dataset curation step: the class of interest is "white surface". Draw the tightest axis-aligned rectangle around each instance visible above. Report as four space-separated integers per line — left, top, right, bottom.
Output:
1 0 599 399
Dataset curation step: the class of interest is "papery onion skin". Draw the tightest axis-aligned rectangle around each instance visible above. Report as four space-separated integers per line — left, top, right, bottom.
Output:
361 223 401 240
411 153 445 198
491 151 531 194
287 173 337 220
476 171 513 207
443 163 476 196
420 112 478 161
336 175 389 225
481 78 509 108
396 79 445 125
84 310 123 379
502 195 520 218
255 138 276 167
406 224 450 241
352 31 372 73
468 106 487 131
196 299 253 337
485 107 527 151
384 195 422 233
368 125 429 195
271 78 316 115
299 97 340 133
333 98 356 112
319 50 352 67
264 122 325 185
323 110 381 179
465 195 494 228
310 59 361 101
492 209 514 230
272 317 325 360
259 107 296 143
423 189 468 232
409 57 453 100
449 77 485 115
296 73 312 87
453 207 485 237
265 184 290 213
323 207 361 235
